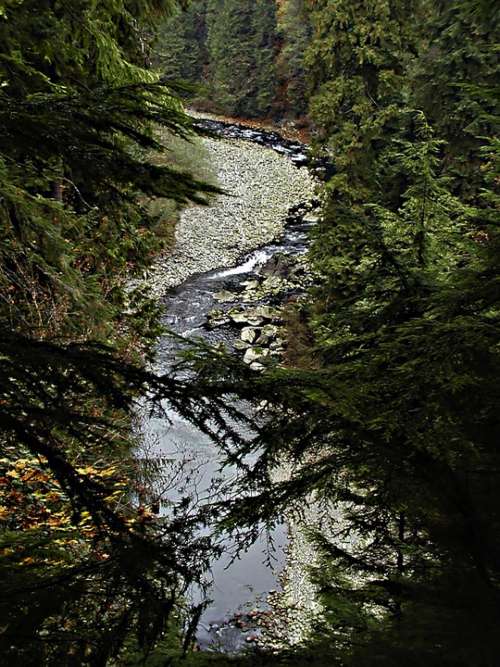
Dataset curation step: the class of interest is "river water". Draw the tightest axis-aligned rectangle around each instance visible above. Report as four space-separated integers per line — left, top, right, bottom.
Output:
141 119 317 650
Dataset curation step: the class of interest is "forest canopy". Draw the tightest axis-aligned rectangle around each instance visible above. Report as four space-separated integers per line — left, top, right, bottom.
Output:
1 0 499 665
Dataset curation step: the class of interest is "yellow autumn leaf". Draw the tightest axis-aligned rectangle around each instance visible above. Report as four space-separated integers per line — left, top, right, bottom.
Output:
98 466 118 477
76 466 97 475
21 557 35 565
14 459 33 469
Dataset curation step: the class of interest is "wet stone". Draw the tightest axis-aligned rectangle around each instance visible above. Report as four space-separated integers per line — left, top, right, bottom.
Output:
243 347 269 365
230 311 264 326
256 324 279 345
234 339 251 351
250 362 266 372
253 305 281 321
213 289 238 302
241 326 259 344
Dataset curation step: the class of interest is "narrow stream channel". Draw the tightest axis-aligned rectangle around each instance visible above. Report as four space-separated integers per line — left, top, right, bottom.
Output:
141 119 318 651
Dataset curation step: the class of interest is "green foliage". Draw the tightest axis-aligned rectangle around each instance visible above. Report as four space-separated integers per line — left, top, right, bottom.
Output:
0 331 247 665
156 0 309 119
415 0 500 199
147 127 218 247
155 0 208 83
275 0 311 117
0 82 216 342
306 0 418 176
0 0 222 663
181 0 500 664
290 0 500 662
205 0 278 117
2 0 499 663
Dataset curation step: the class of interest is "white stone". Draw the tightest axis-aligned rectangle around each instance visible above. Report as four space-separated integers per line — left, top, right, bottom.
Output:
243 347 269 365
256 324 279 345
241 327 258 344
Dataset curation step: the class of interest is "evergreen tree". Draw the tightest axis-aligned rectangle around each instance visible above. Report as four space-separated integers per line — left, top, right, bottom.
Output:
251 0 279 116
276 0 311 117
0 1 222 662
206 0 278 117
415 0 500 200
0 0 217 342
155 1 208 84
3 0 499 663
192 1 500 663
156 0 311 120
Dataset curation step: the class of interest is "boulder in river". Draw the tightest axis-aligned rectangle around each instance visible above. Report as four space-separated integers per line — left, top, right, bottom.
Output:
291 154 308 167
243 347 269 365
256 324 279 345
241 326 259 344
213 289 238 302
270 337 286 351
250 362 266 372
207 309 230 328
234 339 251 351
240 279 260 290
253 305 281 321
259 254 293 279
303 213 320 225
230 311 264 326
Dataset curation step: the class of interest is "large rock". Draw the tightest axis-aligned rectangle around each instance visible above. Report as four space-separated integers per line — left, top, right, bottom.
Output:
253 305 281 321
261 276 284 292
291 154 308 166
270 337 286 351
207 309 230 328
303 213 320 225
256 324 279 345
250 362 266 372
234 339 251 351
259 254 293 279
241 327 259 344
243 347 269 365
240 279 260 291
230 311 264 326
213 289 238 302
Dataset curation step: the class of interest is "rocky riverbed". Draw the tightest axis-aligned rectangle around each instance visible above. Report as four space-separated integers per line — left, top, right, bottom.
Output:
143 118 327 652
145 133 316 296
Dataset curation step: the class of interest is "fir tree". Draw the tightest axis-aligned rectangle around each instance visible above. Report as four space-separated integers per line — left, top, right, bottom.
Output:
155 1 208 84
415 0 500 200
276 0 312 117
192 1 500 663
206 0 278 117
0 1 222 662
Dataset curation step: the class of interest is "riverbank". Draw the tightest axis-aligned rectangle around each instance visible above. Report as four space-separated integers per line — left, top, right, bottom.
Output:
144 133 316 297
188 108 311 144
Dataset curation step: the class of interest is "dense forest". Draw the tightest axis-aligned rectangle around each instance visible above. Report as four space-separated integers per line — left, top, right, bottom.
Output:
157 0 310 118
1 0 499 665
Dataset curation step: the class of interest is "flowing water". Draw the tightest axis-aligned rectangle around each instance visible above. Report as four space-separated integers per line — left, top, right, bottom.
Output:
142 120 317 650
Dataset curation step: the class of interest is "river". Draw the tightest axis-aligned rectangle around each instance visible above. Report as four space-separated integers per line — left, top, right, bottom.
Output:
141 118 319 651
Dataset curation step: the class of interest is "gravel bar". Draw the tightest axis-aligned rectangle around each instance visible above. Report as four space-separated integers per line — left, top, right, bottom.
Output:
145 136 316 296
